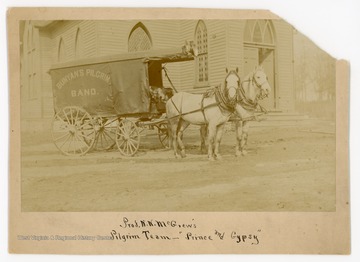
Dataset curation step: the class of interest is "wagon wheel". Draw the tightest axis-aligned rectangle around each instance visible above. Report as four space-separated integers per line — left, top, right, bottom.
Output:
157 123 170 148
116 119 140 156
93 116 118 151
51 106 96 156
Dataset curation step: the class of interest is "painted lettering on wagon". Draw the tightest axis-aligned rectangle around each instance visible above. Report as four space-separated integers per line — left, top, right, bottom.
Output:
56 69 111 90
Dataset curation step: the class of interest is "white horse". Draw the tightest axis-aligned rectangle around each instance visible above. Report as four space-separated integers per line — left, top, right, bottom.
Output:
199 66 271 157
166 67 270 160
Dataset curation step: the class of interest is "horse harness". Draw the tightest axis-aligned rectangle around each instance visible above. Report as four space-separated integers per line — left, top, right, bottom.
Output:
169 93 219 123
168 73 267 123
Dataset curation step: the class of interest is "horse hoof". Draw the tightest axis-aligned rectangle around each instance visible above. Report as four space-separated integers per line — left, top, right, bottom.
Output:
241 150 248 156
235 150 241 157
215 155 223 161
208 156 215 161
175 153 181 159
180 150 186 158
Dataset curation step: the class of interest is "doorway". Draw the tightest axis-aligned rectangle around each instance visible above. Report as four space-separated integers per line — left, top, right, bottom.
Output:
243 20 276 111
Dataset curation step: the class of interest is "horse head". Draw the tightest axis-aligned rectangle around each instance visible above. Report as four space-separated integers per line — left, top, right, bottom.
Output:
251 66 271 100
239 66 271 104
224 67 241 101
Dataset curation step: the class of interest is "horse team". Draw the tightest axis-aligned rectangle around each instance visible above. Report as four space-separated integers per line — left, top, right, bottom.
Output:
164 66 271 161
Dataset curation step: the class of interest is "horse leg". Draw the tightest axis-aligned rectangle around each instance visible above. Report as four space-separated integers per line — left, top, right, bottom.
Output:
169 119 180 158
200 125 208 154
177 120 190 158
207 124 216 161
167 123 172 149
235 120 250 156
214 123 226 160
235 120 242 157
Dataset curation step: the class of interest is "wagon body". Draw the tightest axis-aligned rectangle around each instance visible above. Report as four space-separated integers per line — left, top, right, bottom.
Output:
49 44 196 156
50 47 195 117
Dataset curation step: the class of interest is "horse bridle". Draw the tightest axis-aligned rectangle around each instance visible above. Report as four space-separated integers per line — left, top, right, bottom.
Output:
250 72 269 100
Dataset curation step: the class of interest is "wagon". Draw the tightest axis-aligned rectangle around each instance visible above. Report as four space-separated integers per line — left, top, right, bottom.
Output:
49 43 196 156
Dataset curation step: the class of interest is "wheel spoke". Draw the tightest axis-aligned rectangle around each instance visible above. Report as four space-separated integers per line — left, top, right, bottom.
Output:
59 133 72 149
103 129 116 142
75 108 79 122
128 126 137 137
54 131 71 142
118 138 126 149
127 139 136 151
107 129 117 135
63 108 71 125
55 114 68 127
118 124 126 135
79 111 87 123
129 137 139 146
70 107 74 124
103 118 118 127
128 142 135 154
67 134 74 153
79 121 92 130
126 142 130 155
72 134 77 154
116 119 139 156
74 133 88 153
53 106 95 156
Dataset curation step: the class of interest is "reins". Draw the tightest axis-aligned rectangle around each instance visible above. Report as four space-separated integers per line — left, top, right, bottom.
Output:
167 70 269 123
168 94 219 122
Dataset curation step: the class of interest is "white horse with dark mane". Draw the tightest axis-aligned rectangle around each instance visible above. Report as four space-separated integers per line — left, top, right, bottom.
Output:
200 66 271 157
166 66 271 160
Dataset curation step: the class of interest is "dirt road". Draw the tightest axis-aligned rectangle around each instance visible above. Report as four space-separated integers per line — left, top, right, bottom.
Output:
21 119 336 212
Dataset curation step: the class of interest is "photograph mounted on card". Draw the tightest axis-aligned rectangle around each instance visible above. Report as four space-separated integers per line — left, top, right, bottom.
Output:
8 7 350 254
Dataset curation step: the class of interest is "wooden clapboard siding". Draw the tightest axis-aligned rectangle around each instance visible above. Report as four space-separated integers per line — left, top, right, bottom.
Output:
207 20 227 88
97 20 130 55
145 20 179 48
51 20 97 62
178 20 196 91
227 20 245 75
51 21 79 62
79 21 98 58
21 22 42 119
273 20 294 111
39 30 54 118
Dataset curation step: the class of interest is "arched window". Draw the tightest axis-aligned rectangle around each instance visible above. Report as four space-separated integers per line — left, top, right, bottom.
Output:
195 20 208 86
243 20 276 65
58 38 66 62
128 23 152 52
74 28 84 59
244 20 274 45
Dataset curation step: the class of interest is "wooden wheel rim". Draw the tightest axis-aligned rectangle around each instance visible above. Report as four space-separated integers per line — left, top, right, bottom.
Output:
116 119 140 156
93 117 118 151
51 106 95 156
158 123 169 148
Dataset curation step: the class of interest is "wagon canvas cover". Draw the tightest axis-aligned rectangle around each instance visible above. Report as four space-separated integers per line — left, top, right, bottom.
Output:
50 58 149 116
50 46 195 116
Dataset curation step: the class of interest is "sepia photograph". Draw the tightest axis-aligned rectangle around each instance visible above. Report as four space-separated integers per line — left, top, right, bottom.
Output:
20 18 336 212
7 6 351 255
